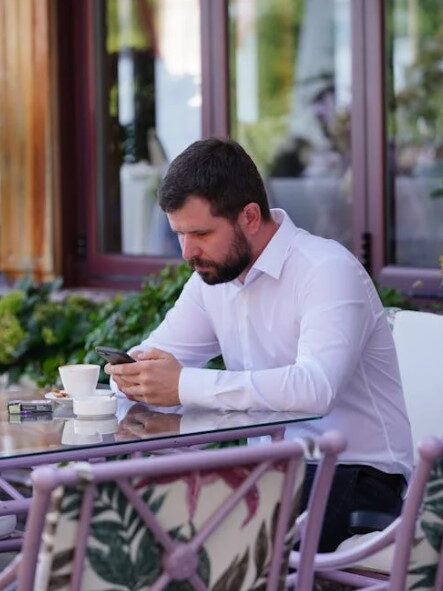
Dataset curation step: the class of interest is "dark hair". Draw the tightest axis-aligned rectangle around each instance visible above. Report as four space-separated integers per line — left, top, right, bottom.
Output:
158 138 271 222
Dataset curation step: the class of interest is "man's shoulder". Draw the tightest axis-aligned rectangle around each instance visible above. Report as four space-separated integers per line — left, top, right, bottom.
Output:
287 230 355 271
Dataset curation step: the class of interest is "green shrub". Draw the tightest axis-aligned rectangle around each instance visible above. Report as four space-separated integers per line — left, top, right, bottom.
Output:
0 266 422 388
376 286 417 310
0 265 192 387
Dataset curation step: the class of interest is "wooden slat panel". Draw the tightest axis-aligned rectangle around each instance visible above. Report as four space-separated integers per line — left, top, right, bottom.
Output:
0 0 58 282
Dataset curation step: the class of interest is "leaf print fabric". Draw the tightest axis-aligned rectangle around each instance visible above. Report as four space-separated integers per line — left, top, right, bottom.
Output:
407 459 443 591
35 461 304 590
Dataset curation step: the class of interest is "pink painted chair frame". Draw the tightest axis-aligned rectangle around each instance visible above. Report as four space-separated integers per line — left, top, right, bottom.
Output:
0 431 345 591
287 436 443 591
0 422 288 553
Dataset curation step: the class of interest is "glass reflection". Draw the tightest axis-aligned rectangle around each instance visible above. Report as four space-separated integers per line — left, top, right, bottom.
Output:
229 0 352 248
385 0 443 268
96 0 201 257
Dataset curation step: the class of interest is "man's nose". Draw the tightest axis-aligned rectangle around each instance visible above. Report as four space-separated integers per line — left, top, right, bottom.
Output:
181 236 201 261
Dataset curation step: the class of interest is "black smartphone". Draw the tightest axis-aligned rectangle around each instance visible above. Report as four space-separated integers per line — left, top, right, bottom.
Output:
95 346 136 365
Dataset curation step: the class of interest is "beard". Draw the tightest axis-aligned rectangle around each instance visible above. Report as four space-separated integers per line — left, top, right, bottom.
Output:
189 225 252 285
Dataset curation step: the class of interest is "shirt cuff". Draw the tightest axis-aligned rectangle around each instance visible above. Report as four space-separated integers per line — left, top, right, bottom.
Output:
179 367 220 408
109 376 127 398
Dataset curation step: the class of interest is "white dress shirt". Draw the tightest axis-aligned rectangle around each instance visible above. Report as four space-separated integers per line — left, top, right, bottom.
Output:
124 209 413 478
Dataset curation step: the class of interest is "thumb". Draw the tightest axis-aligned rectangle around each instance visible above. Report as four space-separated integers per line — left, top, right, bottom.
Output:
137 347 170 361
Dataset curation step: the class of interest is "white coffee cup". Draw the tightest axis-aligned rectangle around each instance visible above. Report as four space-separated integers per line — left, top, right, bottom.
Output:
58 364 100 399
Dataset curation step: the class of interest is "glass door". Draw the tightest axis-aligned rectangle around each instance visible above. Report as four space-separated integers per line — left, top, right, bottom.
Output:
228 0 352 249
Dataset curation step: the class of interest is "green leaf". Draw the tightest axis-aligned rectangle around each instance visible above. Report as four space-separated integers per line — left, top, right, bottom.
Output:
270 502 280 544
87 538 135 588
47 573 72 589
212 548 249 591
421 519 443 552
61 493 82 518
51 548 75 571
424 498 443 518
133 528 162 588
90 521 127 545
254 521 269 578
408 563 437 590
149 492 167 515
141 485 154 504
430 185 443 198
115 488 129 523
196 545 211 585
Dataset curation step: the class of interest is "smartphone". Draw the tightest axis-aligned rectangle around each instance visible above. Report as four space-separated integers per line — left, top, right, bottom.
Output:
95 346 136 365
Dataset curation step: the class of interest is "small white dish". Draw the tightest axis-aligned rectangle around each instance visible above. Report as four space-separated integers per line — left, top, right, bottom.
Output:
73 395 117 418
74 416 118 436
45 388 113 405
45 392 73 405
61 420 101 445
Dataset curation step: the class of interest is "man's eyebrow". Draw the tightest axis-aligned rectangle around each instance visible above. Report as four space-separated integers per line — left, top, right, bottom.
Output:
174 228 210 235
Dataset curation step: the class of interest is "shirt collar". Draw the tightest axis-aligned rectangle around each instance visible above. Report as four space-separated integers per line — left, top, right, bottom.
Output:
247 208 299 281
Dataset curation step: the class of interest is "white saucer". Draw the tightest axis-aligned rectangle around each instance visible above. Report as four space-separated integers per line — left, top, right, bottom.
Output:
45 389 113 405
74 416 118 435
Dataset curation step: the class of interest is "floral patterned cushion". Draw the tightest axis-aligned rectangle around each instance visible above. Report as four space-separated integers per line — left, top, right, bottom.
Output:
35 459 304 591
406 458 443 591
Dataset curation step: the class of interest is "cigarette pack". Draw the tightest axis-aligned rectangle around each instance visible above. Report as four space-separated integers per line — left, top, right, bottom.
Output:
7 400 54 415
9 412 53 423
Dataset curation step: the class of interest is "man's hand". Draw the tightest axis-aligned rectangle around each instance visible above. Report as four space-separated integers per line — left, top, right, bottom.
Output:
105 348 182 406
116 404 181 439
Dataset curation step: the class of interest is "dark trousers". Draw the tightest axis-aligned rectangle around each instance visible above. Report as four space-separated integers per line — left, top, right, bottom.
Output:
298 464 405 553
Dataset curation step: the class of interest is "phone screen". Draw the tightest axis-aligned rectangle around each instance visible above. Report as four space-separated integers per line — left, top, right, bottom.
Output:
95 346 136 365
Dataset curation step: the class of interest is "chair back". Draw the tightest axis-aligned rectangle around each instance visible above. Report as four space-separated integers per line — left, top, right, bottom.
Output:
388 437 443 591
392 310 443 454
404 450 443 591
18 440 307 591
286 437 442 591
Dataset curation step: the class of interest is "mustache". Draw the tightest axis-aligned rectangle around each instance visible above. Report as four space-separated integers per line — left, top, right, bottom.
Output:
189 257 216 269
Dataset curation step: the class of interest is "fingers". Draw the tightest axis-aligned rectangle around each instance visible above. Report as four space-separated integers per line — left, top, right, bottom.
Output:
121 384 146 397
136 348 171 361
107 360 145 376
113 375 135 391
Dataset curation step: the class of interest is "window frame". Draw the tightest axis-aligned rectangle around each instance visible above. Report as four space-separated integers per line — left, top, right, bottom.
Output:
57 0 443 296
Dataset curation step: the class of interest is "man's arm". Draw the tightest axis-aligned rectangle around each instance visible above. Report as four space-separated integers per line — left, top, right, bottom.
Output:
177 257 375 412
108 273 220 402
110 257 377 411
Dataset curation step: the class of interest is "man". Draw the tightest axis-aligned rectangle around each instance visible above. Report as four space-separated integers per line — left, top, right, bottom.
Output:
107 138 413 551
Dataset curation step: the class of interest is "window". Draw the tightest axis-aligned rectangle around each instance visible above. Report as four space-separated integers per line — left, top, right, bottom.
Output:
58 0 443 295
385 0 443 269
229 0 352 249
95 0 201 258
58 0 201 287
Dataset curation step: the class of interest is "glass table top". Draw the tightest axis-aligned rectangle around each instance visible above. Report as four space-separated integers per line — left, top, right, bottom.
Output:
0 385 320 461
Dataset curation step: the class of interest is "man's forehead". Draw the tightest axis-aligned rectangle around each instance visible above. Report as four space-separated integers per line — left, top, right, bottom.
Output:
167 196 226 230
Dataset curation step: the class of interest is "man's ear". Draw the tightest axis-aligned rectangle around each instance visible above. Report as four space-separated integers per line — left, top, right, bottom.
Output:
239 203 261 235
